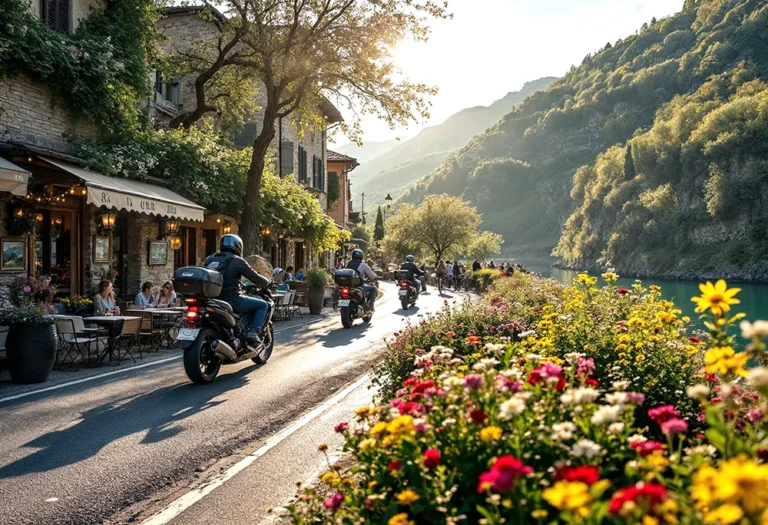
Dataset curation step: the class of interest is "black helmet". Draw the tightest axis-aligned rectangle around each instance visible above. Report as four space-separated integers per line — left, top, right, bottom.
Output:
220 234 243 257
405 255 415 263
351 249 364 261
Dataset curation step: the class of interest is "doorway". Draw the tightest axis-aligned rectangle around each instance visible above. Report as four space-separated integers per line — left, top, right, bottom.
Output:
174 227 197 269
33 208 80 297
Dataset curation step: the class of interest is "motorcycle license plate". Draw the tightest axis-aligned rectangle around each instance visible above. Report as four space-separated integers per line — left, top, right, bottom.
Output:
338 299 350 307
399 290 408 296
176 328 200 341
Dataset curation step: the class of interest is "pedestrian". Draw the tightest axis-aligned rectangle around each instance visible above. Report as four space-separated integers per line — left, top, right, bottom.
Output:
472 259 481 272
452 259 461 288
489 260 496 269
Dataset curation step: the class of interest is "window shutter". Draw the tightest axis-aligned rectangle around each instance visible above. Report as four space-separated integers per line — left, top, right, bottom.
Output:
280 141 294 177
44 0 70 33
320 162 325 192
312 155 318 189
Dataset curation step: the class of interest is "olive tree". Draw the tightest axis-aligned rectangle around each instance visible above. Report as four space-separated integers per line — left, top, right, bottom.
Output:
468 231 504 262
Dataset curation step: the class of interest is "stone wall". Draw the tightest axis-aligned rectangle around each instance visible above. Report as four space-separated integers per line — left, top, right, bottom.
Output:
124 214 175 294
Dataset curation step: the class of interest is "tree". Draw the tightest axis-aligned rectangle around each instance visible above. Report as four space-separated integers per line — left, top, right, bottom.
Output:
381 203 421 262
468 231 504 262
623 143 636 180
166 1 450 254
383 194 483 264
374 206 385 244
350 225 372 252
327 171 341 210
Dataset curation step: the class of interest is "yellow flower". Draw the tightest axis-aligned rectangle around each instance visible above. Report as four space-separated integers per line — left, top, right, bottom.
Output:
358 438 376 451
371 422 388 437
692 280 741 316
388 513 415 525
646 451 670 471
531 509 548 519
705 504 744 525
479 426 503 442
542 481 592 517
321 471 340 486
617 334 631 344
602 271 619 283
396 489 420 505
704 346 749 377
388 416 416 437
355 406 375 419
656 311 678 324
691 457 768 518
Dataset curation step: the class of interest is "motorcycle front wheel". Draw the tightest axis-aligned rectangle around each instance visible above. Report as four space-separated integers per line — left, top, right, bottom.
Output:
252 322 275 364
340 306 353 329
183 327 221 385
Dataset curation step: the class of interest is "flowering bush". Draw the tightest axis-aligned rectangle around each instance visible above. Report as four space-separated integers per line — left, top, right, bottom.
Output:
8 276 56 307
288 278 768 524
0 303 53 326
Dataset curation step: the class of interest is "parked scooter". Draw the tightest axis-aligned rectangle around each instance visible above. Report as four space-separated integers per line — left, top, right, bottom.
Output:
333 268 373 329
174 266 275 384
394 269 419 310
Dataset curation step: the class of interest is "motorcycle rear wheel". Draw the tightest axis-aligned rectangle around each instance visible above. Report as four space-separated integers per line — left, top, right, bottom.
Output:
401 297 409 310
252 322 275 364
340 306 353 329
183 327 221 385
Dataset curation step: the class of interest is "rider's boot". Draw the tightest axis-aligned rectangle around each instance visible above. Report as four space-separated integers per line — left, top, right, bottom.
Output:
246 331 262 346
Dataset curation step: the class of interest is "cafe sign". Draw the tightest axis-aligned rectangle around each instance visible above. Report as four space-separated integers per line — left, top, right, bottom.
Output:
87 187 204 222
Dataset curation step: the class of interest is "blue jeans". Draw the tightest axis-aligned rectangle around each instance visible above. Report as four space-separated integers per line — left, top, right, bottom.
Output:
414 279 422 295
229 295 269 334
363 284 377 310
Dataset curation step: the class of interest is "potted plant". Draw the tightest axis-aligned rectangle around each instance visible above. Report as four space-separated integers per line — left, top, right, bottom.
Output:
0 303 57 383
304 268 330 315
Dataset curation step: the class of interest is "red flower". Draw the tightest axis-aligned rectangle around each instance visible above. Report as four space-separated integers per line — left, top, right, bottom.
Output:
648 405 679 424
403 377 418 387
469 409 488 424
410 379 435 396
333 422 349 433
608 483 668 515
448 331 456 338
554 465 601 486
585 378 599 387
388 460 403 472
629 440 665 457
688 336 700 344
323 492 344 510
423 449 441 469
477 456 533 493
467 335 482 346
527 363 566 391
617 288 630 296
398 402 423 416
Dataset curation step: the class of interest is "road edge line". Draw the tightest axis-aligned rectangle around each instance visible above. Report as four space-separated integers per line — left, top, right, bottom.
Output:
0 316 334 406
141 373 370 525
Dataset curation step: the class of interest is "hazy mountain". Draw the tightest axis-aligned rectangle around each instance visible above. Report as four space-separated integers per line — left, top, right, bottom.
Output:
400 0 768 280
334 138 410 165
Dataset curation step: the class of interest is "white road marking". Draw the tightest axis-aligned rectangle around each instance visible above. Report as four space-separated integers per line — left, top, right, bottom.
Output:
141 374 370 525
0 316 333 406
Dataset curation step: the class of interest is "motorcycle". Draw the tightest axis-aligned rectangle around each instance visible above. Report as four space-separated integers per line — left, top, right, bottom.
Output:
173 266 275 385
394 270 419 310
333 268 373 329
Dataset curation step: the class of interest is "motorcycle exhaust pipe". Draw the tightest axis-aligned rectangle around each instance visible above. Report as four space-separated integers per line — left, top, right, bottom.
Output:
211 339 237 361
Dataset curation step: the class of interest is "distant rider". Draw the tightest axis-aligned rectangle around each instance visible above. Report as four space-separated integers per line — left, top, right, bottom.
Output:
204 234 270 345
399 255 425 295
345 249 378 312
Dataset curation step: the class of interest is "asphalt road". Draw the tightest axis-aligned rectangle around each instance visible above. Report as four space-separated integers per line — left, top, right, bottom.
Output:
0 282 459 525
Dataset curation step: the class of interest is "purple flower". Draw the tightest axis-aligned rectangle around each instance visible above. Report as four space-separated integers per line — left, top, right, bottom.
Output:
748 407 764 424
23 285 31 293
660 418 688 435
323 492 344 510
576 357 595 377
464 374 485 390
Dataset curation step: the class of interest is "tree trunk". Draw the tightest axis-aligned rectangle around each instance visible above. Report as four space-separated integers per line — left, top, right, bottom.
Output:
240 108 278 255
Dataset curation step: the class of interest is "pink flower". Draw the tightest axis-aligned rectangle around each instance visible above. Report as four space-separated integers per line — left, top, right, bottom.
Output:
528 363 566 391
660 418 688 435
477 456 532 493
495 374 522 393
576 357 595 377
625 392 645 405
323 492 344 510
423 449 441 469
464 374 485 390
748 407 764 423
334 422 349 433
23 285 31 293
629 440 665 457
648 405 679 424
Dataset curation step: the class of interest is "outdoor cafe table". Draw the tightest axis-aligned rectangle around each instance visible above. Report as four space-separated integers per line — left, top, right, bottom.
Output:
82 315 142 363
125 308 186 348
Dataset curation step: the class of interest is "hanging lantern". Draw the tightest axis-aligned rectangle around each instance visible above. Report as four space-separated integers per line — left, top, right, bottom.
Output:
99 212 117 232
166 218 180 236
35 213 44 222
223 221 232 235
169 235 182 251
13 207 24 218
260 226 271 236
53 217 63 226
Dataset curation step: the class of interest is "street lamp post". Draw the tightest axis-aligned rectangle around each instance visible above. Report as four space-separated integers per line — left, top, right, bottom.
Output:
385 193 393 211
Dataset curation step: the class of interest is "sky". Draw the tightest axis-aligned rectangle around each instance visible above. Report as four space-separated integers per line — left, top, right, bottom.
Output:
331 0 680 146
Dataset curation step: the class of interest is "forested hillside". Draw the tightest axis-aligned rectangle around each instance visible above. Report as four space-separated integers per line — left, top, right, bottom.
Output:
401 0 768 279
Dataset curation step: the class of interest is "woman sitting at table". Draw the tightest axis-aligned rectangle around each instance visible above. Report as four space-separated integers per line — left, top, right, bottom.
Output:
134 281 155 308
154 281 177 307
94 280 121 315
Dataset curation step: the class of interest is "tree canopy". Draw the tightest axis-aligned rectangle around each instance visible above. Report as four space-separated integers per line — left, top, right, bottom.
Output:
468 231 504 262
374 207 385 244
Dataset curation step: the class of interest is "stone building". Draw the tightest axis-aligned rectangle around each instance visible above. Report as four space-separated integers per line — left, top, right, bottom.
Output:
154 6 344 272
0 0 212 301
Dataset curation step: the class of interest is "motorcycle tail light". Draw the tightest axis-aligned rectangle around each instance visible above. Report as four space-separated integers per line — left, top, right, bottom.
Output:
340 287 350 299
400 281 408 289
186 306 199 323
184 297 197 305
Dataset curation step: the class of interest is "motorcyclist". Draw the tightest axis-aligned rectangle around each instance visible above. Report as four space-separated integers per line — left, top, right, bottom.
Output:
345 249 378 312
399 255 425 295
204 234 270 344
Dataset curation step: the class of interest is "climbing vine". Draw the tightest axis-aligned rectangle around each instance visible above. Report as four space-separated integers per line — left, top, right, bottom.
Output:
0 0 163 130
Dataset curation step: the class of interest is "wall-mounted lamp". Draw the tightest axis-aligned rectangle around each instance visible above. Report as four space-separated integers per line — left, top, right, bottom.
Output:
35 213 44 222
166 218 180 236
169 235 182 251
53 217 63 226
223 221 232 235
99 212 117 232
13 207 24 218
260 226 271 236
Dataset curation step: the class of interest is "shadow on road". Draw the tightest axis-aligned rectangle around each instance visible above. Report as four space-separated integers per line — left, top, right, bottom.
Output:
320 321 372 348
0 366 254 479
393 305 422 318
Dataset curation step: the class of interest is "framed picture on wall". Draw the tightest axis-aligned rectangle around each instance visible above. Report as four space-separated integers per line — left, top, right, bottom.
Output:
148 240 169 266
1 237 26 272
93 236 111 264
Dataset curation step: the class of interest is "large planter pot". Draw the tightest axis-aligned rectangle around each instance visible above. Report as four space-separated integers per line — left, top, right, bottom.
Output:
308 288 325 315
6 323 57 384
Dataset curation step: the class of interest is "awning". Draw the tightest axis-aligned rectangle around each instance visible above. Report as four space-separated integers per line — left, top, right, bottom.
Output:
0 157 30 197
40 157 205 222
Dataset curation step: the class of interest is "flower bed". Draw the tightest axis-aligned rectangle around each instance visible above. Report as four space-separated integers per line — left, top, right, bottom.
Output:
288 276 768 524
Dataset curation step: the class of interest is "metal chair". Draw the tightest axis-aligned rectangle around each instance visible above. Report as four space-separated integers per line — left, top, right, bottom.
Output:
115 317 143 363
139 312 164 352
54 317 99 367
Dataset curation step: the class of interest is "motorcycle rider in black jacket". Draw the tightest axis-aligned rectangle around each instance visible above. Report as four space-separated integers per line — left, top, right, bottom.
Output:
400 255 425 295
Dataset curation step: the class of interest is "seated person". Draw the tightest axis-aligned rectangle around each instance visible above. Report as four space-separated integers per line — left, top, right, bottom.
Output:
134 281 155 308
154 281 177 307
399 254 425 294
94 280 120 315
283 265 294 282
295 268 305 281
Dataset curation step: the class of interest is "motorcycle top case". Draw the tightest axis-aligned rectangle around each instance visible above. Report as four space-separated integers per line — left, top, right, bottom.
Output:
173 266 223 298
333 268 362 287
394 270 415 282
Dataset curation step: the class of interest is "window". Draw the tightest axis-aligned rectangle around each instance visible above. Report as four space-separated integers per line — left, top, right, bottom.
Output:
43 0 70 33
298 145 308 183
234 122 257 149
155 73 182 106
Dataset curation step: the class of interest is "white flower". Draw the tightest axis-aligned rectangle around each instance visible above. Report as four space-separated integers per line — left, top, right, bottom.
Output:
525 353 543 362
686 384 710 400
518 330 536 339
442 418 457 427
560 387 600 406
499 397 526 419
608 422 625 435
591 405 623 425
605 392 628 405
572 439 602 459
628 434 647 445
484 343 506 353
443 376 463 388
499 367 523 380
564 352 585 364
612 380 630 391
684 444 717 459
411 368 424 378
740 320 768 339
472 357 500 372
748 367 768 388
551 422 577 441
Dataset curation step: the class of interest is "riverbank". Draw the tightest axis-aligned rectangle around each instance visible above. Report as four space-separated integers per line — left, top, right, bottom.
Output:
552 258 768 283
